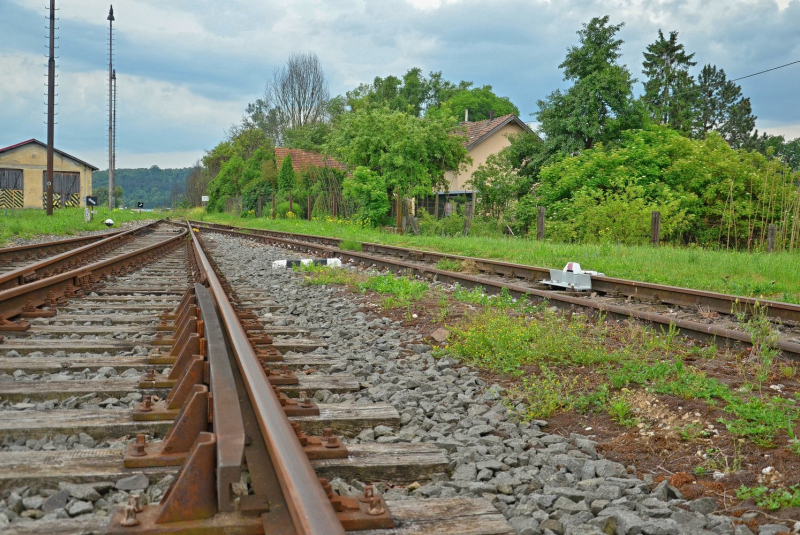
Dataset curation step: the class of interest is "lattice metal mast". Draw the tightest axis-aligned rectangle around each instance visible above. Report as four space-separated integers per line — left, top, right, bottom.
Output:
112 69 117 187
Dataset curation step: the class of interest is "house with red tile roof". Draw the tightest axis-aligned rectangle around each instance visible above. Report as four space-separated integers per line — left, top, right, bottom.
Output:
443 114 533 195
274 148 347 173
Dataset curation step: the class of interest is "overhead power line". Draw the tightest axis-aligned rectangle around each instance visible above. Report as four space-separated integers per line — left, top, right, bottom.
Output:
641 58 800 103
729 59 800 82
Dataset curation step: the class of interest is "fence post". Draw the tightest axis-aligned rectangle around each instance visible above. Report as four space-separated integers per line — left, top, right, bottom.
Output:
307 196 312 221
396 194 402 232
463 197 474 236
537 206 545 240
434 192 439 220
768 223 777 252
333 197 338 219
651 211 661 246
271 193 276 219
257 195 262 218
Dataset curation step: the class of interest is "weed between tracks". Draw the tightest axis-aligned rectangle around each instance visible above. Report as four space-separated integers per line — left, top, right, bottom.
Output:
293 262 800 516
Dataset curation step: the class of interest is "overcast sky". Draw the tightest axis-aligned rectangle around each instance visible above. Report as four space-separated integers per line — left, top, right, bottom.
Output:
1 0 798 169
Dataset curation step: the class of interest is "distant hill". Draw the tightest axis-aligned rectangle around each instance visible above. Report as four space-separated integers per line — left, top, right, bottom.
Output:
93 166 191 208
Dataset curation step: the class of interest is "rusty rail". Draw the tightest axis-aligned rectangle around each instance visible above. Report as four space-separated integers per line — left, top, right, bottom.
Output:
0 221 161 291
0 228 125 266
190 220 800 325
193 222 800 358
194 282 246 512
0 225 187 322
188 223 344 534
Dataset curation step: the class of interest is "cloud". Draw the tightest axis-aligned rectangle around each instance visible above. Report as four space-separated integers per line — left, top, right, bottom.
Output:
3 0 800 169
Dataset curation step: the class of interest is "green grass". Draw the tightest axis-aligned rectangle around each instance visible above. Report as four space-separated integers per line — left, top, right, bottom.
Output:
339 239 362 252
441 305 800 445
182 211 800 304
294 264 427 310
511 365 584 419
737 484 800 510
435 258 463 271
0 208 167 245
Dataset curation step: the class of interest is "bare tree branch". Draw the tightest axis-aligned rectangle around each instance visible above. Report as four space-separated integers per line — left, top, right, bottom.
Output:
259 52 330 145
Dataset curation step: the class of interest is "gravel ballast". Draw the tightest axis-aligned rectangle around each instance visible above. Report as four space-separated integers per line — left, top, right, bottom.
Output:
2 232 797 534
200 233 796 535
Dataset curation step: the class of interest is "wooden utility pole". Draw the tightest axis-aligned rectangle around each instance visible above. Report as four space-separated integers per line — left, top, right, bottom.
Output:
45 0 56 216
271 193 276 219
256 195 263 217
107 5 115 209
307 196 312 221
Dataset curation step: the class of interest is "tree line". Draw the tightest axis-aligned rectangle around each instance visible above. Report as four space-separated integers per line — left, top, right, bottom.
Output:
94 166 191 208
185 17 800 250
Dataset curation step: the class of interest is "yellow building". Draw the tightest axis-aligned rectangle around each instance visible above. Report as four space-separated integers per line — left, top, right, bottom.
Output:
0 139 97 209
443 114 534 194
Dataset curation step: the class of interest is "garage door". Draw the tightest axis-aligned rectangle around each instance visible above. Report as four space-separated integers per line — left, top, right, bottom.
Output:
0 168 24 209
42 171 80 208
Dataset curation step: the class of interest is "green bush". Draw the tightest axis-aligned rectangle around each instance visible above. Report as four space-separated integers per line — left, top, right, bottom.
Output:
276 201 305 218
342 167 391 226
242 180 275 214
418 210 505 237
535 125 800 247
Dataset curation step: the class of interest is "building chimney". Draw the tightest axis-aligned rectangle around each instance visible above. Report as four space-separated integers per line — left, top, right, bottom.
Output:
465 109 469 122
489 110 495 120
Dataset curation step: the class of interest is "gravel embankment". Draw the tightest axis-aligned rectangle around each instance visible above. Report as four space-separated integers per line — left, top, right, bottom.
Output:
204 234 794 535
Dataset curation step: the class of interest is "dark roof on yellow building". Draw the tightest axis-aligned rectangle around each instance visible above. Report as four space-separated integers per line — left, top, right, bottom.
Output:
0 139 99 171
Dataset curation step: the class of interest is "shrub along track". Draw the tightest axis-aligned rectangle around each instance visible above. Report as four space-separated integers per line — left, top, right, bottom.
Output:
188 221 800 359
0 222 513 534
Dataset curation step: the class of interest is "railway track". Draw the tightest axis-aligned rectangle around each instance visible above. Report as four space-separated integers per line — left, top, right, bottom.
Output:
0 223 515 534
188 221 800 358
0 230 126 276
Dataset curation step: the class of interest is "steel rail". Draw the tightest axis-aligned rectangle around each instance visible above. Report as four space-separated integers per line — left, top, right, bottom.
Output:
189 221 800 325
195 224 800 358
188 223 344 535
0 229 125 266
0 227 187 320
0 221 161 291
192 281 246 512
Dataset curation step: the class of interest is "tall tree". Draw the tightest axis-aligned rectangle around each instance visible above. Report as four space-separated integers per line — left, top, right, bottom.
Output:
247 53 330 145
184 162 210 207
277 153 295 193
430 85 519 122
695 64 756 148
535 16 640 153
345 68 472 117
327 107 470 199
642 30 697 133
